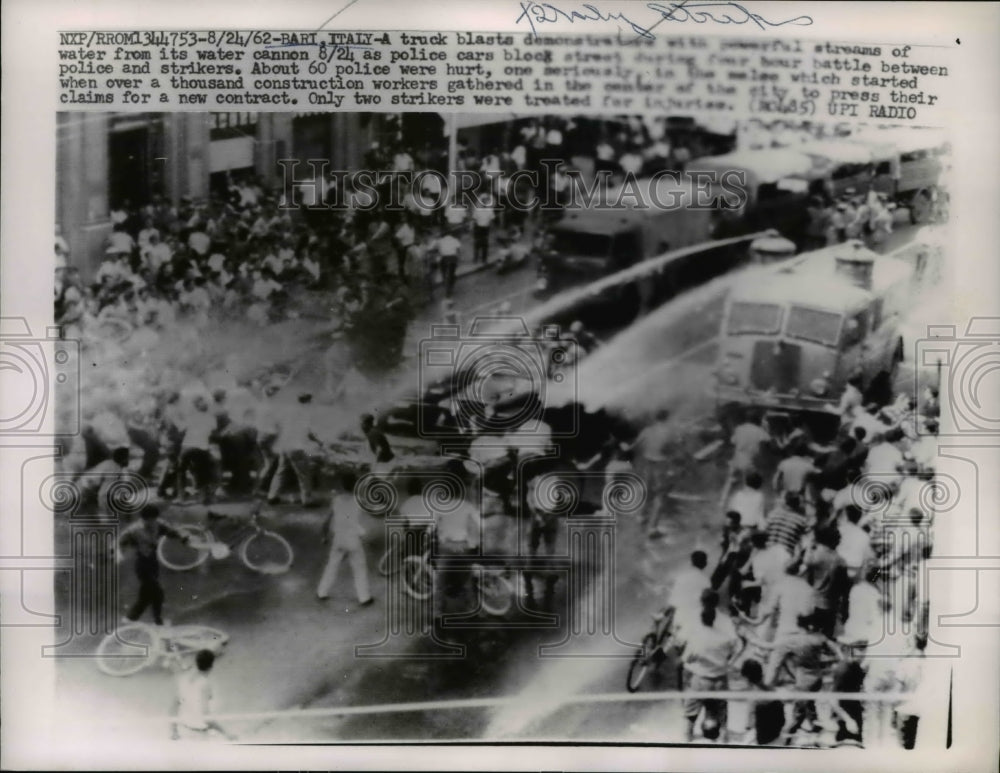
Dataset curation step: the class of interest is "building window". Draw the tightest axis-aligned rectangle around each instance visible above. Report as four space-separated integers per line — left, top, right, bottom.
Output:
210 112 259 140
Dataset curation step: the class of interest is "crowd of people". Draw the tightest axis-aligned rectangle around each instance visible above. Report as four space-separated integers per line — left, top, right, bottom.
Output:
658 375 942 748
58 114 947 745
803 187 899 252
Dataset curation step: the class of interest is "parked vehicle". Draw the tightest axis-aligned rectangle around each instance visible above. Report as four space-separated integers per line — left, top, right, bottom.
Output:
535 176 713 295
684 148 820 247
850 127 950 224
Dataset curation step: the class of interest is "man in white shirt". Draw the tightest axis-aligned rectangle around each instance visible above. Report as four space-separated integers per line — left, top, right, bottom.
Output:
76 447 132 522
392 147 414 173
668 550 711 645
720 413 771 508
317 472 373 606
840 566 883 646
444 199 467 231
594 138 617 176
909 429 938 473
212 386 258 496
171 649 235 741
741 530 790 614
471 196 495 264
836 504 872 581
266 393 319 507
431 493 482 615
142 231 173 273
177 393 218 504
106 224 135 256
773 449 818 500
681 604 740 742
827 375 864 420
754 562 816 640
619 148 644 177
726 472 766 532
864 428 906 487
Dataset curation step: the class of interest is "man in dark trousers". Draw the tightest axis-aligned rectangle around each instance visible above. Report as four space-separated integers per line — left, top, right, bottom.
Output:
117 503 188 625
360 413 394 471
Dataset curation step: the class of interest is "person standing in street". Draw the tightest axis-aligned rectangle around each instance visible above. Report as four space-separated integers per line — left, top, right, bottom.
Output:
435 227 462 298
177 392 218 504
360 413 394 473
316 472 373 607
471 194 495 264
394 215 416 279
267 393 319 507
117 504 188 626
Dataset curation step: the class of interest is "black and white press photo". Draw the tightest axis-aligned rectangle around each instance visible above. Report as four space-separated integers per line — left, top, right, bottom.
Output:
2 2 999 771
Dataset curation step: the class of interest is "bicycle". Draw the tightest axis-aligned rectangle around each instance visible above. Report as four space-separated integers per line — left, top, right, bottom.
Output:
96 621 229 677
626 606 677 692
379 524 431 577
157 498 294 575
472 563 517 617
400 551 516 617
400 549 433 600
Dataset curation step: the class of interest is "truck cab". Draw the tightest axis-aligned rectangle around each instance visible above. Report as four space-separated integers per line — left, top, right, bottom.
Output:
714 240 912 419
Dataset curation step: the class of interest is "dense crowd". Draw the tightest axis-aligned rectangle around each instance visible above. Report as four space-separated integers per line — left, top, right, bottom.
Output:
803 187 899 252
654 375 941 747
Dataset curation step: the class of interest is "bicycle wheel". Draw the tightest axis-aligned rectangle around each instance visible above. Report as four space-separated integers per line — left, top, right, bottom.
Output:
239 530 294 574
378 543 404 577
480 569 513 617
96 622 159 677
626 633 658 693
157 526 211 571
401 555 432 600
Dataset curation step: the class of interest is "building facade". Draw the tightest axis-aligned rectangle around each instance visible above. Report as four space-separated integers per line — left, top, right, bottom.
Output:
56 111 389 279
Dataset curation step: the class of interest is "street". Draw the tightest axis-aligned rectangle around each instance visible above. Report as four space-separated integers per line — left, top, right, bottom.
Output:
53 217 940 744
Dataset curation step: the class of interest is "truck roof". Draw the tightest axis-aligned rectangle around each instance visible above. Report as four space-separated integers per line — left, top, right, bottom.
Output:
729 241 913 311
558 175 702 230
686 148 817 184
553 209 644 236
800 139 889 165
850 126 950 156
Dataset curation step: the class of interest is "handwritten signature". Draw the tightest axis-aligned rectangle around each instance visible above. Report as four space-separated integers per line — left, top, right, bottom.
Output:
515 1 813 38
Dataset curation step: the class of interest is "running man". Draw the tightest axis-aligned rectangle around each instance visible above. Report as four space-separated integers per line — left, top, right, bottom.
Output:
117 503 188 626
720 412 772 509
680 603 741 742
316 472 373 608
